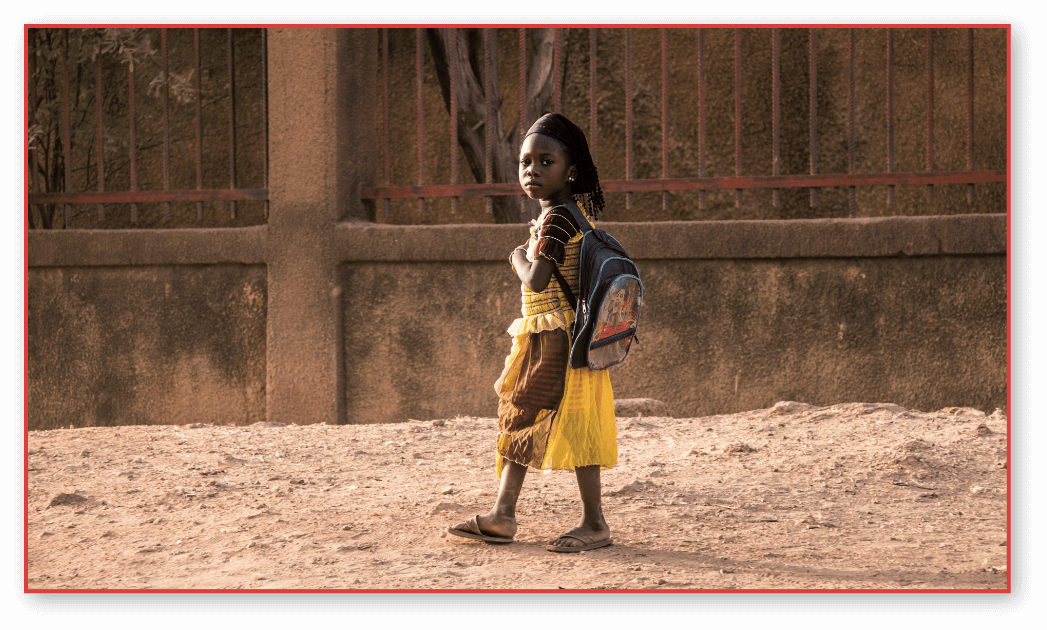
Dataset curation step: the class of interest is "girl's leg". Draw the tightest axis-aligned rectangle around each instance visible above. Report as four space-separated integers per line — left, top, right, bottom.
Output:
451 459 527 538
549 464 611 548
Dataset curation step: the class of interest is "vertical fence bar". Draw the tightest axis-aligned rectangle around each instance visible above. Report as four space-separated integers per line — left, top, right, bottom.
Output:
261 28 269 219
416 28 425 214
484 28 493 214
161 28 171 222
194 28 203 220
698 28 706 211
886 28 895 206
129 52 138 223
966 28 974 205
808 28 818 208
661 28 669 213
517 28 525 215
227 28 237 219
95 44 105 222
772 28 780 209
925 28 934 205
28 38 39 227
590 28 598 166
625 28 633 211
553 28 562 113
61 30 72 228
382 29 391 218
847 28 856 218
733 28 742 209
451 28 460 215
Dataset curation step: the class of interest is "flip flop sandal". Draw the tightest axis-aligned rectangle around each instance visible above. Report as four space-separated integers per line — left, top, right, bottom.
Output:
446 515 515 544
546 533 613 553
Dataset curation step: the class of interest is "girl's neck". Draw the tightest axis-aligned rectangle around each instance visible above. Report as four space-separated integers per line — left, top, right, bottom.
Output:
539 192 574 212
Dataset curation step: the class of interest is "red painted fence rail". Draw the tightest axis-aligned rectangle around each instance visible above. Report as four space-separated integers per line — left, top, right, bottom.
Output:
364 27 1005 216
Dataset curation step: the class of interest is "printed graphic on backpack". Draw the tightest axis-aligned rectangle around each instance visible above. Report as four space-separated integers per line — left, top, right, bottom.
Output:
587 275 643 370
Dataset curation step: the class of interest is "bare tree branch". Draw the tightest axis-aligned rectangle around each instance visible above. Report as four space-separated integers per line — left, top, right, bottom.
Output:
425 28 567 224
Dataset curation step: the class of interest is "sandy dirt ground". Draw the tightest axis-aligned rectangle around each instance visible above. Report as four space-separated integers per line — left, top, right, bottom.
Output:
26 401 1009 591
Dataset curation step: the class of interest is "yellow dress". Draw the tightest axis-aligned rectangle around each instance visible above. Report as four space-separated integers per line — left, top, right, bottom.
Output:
494 210 617 478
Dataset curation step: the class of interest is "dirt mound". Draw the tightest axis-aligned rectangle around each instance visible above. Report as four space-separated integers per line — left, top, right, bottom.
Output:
614 479 660 495
47 492 92 508
939 407 986 417
769 401 818 414
897 438 934 452
723 443 756 454
831 402 910 415
615 398 671 418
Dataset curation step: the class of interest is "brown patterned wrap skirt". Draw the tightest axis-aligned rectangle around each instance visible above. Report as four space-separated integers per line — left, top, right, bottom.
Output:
495 328 569 470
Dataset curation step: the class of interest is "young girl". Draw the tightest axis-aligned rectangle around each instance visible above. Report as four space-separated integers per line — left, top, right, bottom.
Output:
447 113 616 553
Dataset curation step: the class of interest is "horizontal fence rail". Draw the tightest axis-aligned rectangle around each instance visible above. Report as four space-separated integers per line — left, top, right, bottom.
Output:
29 189 269 204
363 171 1006 200
27 27 269 229
367 27 1005 218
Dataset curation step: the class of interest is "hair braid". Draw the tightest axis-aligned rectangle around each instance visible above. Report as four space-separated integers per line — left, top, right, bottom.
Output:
573 160 605 220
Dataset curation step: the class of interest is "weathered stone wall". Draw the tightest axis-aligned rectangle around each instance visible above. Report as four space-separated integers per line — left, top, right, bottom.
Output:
28 264 267 430
26 214 1005 429
614 255 1005 416
338 213 1006 424
340 261 519 424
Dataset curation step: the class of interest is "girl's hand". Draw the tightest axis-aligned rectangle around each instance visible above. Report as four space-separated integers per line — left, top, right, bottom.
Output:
512 249 556 293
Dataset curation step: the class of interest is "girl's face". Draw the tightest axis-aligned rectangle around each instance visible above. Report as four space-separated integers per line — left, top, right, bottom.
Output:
518 133 577 206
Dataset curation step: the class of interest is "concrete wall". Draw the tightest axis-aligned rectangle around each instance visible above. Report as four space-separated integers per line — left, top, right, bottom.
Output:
619 255 1005 416
28 264 267 430
337 214 1006 424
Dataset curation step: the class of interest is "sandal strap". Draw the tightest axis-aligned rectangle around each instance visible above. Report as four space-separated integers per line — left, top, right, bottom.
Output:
553 532 590 545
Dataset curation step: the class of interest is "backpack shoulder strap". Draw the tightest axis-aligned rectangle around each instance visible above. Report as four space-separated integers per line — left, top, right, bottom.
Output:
547 201 590 314
557 200 593 235
551 265 577 312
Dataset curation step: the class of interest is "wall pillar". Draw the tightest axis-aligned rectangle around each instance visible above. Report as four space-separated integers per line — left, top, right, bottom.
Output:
265 28 375 425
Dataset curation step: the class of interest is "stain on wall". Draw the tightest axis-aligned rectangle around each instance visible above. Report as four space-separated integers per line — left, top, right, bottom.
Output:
28 265 267 429
341 261 521 424
342 254 1005 424
611 255 1006 416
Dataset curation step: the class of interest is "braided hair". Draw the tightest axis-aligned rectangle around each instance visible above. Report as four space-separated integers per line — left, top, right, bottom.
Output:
524 113 606 219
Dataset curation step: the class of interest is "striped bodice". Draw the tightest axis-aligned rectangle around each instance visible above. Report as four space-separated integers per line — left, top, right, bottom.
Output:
521 224 582 317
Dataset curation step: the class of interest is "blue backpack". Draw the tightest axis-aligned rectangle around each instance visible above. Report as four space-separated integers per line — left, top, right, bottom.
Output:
550 202 644 371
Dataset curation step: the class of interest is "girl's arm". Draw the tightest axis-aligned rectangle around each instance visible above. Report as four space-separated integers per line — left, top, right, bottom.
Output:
511 248 556 293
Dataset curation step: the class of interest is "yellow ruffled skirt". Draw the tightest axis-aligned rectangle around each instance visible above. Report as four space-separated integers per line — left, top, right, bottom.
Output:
494 308 617 478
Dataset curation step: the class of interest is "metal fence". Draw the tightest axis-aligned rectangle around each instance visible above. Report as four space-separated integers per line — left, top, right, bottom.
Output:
362 27 1006 219
27 27 268 229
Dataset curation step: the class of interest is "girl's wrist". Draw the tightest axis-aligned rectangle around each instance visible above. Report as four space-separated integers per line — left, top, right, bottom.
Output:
510 246 527 268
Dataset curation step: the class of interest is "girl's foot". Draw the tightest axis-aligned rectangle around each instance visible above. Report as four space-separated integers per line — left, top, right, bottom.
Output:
547 523 612 552
448 512 517 541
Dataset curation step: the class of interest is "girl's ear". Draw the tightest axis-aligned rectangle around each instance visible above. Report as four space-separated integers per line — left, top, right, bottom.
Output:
568 164 579 182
